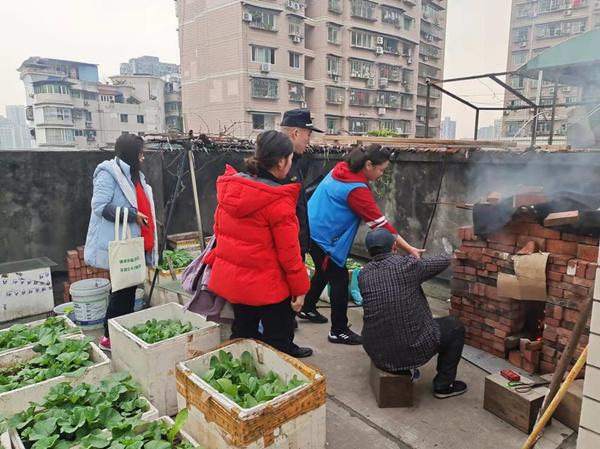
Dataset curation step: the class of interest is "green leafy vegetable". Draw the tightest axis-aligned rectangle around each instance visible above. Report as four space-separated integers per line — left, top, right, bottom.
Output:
158 250 193 271
0 337 95 393
128 319 194 344
199 350 306 409
0 317 76 352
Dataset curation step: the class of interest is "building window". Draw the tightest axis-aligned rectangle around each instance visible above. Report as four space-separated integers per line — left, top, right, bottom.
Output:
512 51 529 65
513 27 529 43
288 82 305 102
509 99 524 108
537 0 563 14
351 30 374 50
100 95 115 102
569 19 587 34
506 121 524 137
45 128 75 144
327 55 342 76
34 83 70 95
43 107 72 122
137 115 144 124
348 117 369 134
84 92 97 101
535 21 566 39
404 15 414 31
351 0 377 20
376 91 399 108
381 5 403 27
120 114 128 123
251 78 279 99
349 89 373 107
379 119 410 134
400 94 413 110
74 129 84 137
566 96 579 104
327 24 341 44
71 90 82 99
289 52 301 68
326 116 341 134
378 64 402 82
85 110 92 122
288 16 304 37
326 86 344 104
510 75 525 89
247 7 277 31
382 37 401 55
328 0 342 14
252 113 277 130
349 59 374 79
251 46 276 64
418 64 440 79
516 3 533 18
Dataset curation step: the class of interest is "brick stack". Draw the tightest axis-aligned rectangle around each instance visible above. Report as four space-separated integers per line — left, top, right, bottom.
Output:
451 214 596 374
63 246 110 302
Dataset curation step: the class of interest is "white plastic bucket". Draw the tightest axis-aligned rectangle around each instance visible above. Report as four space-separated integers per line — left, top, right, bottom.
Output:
134 288 145 312
53 303 76 322
69 278 111 329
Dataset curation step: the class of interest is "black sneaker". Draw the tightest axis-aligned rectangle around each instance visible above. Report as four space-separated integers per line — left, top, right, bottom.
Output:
298 309 328 324
328 327 362 345
433 380 468 399
289 343 313 358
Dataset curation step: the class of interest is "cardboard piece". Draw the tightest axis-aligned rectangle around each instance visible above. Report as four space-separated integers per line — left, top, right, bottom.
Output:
497 253 549 301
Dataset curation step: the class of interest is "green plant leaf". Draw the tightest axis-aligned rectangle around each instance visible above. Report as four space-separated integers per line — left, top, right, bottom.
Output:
167 408 188 443
80 430 111 449
28 417 58 441
144 441 171 449
31 435 60 449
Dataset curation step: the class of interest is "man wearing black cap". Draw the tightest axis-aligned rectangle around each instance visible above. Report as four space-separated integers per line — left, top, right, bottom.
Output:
359 228 468 399
279 109 323 358
280 108 323 258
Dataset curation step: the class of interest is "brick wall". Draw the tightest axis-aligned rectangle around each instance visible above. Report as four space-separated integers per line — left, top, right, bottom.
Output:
451 214 595 374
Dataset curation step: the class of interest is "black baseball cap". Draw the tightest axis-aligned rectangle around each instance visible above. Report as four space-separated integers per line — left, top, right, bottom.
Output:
281 108 324 133
365 228 396 255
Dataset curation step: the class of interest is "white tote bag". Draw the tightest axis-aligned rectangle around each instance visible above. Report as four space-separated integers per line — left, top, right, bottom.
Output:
108 207 147 292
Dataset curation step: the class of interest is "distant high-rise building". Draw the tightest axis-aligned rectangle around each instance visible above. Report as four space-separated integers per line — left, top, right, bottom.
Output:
502 0 595 138
120 56 180 77
478 125 496 140
493 118 502 139
440 116 456 139
5 105 31 148
18 56 181 147
0 116 17 149
176 0 447 138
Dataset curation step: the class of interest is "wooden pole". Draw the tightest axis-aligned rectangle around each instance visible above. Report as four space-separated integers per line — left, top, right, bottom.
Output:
187 149 205 250
521 345 588 449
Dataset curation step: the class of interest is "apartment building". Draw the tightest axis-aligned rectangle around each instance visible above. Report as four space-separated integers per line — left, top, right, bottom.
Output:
18 57 182 147
176 0 446 138
120 56 180 77
503 0 599 138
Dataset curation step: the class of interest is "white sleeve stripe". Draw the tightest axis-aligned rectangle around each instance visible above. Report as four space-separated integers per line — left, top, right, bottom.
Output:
367 216 388 228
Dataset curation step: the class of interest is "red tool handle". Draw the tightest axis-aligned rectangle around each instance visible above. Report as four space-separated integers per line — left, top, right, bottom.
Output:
501 369 521 382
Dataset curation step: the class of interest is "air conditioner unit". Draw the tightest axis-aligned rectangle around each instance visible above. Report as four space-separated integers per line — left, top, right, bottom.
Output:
332 74 340 83
260 63 271 73
287 0 301 10
379 77 388 87
520 41 527 48
565 8 572 16
376 46 384 55
292 35 302 43
418 116 425 122
366 78 375 88
242 12 252 22
407 58 413 65
548 87 555 94
378 107 386 115
422 55 429 61
376 36 384 45
84 101 89 106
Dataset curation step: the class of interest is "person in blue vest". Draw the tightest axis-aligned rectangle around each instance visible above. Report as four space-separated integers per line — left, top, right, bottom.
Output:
298 144 424 345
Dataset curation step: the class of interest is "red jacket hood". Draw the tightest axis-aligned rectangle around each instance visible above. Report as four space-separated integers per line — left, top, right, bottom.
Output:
331 161 369 184
216 165 300 218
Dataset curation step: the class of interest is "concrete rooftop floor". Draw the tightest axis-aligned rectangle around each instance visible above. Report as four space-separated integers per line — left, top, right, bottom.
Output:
289 280 576 449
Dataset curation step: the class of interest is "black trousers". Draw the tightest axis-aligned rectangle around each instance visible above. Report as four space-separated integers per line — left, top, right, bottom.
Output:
303 241 349 333
231 298 295 354
104 286 136 337
433 316 465 390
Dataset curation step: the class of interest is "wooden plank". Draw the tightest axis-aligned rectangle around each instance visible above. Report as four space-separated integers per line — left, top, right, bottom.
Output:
315 135 519 147
483 373 547 433
541 374 583 431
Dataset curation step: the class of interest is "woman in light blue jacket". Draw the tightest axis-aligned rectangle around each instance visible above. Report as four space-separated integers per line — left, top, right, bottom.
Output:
84 134 158 351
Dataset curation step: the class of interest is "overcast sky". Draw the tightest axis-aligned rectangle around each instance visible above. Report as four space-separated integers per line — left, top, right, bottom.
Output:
0 0 511 139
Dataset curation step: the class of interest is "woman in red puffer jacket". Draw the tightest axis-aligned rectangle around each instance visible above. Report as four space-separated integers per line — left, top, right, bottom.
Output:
205 130 312 357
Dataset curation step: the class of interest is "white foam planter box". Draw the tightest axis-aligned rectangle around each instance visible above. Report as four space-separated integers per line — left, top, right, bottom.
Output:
0 316 80 357
109 302 221 416
9 414 194 449
0 335 111 417
176 339 327 449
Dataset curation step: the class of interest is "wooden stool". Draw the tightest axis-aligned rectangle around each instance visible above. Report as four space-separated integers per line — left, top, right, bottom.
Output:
369 361 414 408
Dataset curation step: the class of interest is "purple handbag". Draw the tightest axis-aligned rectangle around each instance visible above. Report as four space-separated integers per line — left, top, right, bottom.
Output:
181 236 233 323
